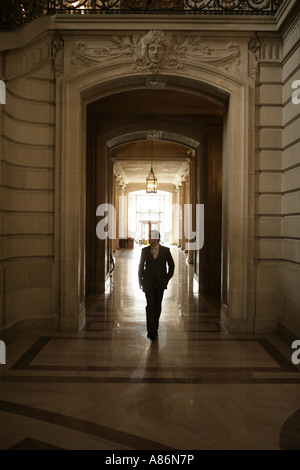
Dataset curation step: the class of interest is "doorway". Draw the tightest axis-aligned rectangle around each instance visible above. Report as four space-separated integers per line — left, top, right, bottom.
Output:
61 70 255 333
85 88 223 303
128 190 172 245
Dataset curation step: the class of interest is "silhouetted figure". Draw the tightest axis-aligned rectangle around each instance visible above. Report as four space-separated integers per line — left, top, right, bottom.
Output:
138 230 175 340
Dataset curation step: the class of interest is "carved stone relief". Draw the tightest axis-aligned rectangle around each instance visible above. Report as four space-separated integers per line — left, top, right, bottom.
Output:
71 30 241 75
248 38 261 79
52 36 64 78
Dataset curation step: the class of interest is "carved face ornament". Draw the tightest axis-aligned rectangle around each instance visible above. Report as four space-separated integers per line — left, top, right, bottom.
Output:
142 30 168 69
147 43 165 65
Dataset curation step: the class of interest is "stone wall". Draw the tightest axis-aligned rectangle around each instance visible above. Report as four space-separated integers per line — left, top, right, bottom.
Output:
0 33 61 339
255 35 283 333
254 9 300 337
279 12 300 340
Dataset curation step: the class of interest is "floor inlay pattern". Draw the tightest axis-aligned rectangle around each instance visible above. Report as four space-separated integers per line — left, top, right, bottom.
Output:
0 247 299 450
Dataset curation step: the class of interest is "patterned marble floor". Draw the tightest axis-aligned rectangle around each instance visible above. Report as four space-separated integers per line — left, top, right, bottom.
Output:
0 246 300 451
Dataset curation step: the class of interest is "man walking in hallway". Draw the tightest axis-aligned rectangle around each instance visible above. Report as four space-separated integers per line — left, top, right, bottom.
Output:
138 230 175 340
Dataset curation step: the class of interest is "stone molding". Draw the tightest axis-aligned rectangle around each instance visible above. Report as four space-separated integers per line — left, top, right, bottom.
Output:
3 29 285 84
260 40 282 62
4 34 64 80
248 35 282 78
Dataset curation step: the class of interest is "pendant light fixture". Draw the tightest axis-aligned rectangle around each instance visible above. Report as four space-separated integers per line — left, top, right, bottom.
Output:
146 140 157 194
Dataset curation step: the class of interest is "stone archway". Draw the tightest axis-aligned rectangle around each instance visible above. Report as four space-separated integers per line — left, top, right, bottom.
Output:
58 52 255 333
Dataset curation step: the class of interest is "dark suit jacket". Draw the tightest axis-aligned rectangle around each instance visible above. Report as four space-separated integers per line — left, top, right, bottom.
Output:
138 244 175 292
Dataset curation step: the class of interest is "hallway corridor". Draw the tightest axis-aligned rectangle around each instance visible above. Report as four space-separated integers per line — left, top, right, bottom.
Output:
0 246 300 451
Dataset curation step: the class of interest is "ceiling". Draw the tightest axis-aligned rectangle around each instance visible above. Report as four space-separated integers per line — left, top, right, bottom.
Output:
88 88 223 187
88 89 224 116
112 140 192 186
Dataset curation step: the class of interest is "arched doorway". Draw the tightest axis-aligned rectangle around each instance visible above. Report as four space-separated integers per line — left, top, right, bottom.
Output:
59 71 255 334
84 87 223 304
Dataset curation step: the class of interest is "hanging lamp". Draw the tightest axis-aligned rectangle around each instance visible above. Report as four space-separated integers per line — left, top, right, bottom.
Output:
146 140 157 193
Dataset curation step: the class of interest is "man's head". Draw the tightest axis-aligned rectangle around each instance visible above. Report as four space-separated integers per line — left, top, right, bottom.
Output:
149 230 160 245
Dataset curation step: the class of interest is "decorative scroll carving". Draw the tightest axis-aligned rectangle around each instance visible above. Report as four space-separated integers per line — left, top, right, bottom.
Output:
248 38 261 79
71 30 241 75
52 36 64 78
188 41 240 74
71 42 116 68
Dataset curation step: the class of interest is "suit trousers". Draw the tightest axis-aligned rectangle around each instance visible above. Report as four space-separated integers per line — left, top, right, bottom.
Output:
144 278 164 336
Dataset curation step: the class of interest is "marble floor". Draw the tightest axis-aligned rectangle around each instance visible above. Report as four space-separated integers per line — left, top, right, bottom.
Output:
0 246 300 451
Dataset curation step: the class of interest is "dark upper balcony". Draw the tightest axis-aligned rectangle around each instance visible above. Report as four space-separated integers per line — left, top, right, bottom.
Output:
1 0 282 30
